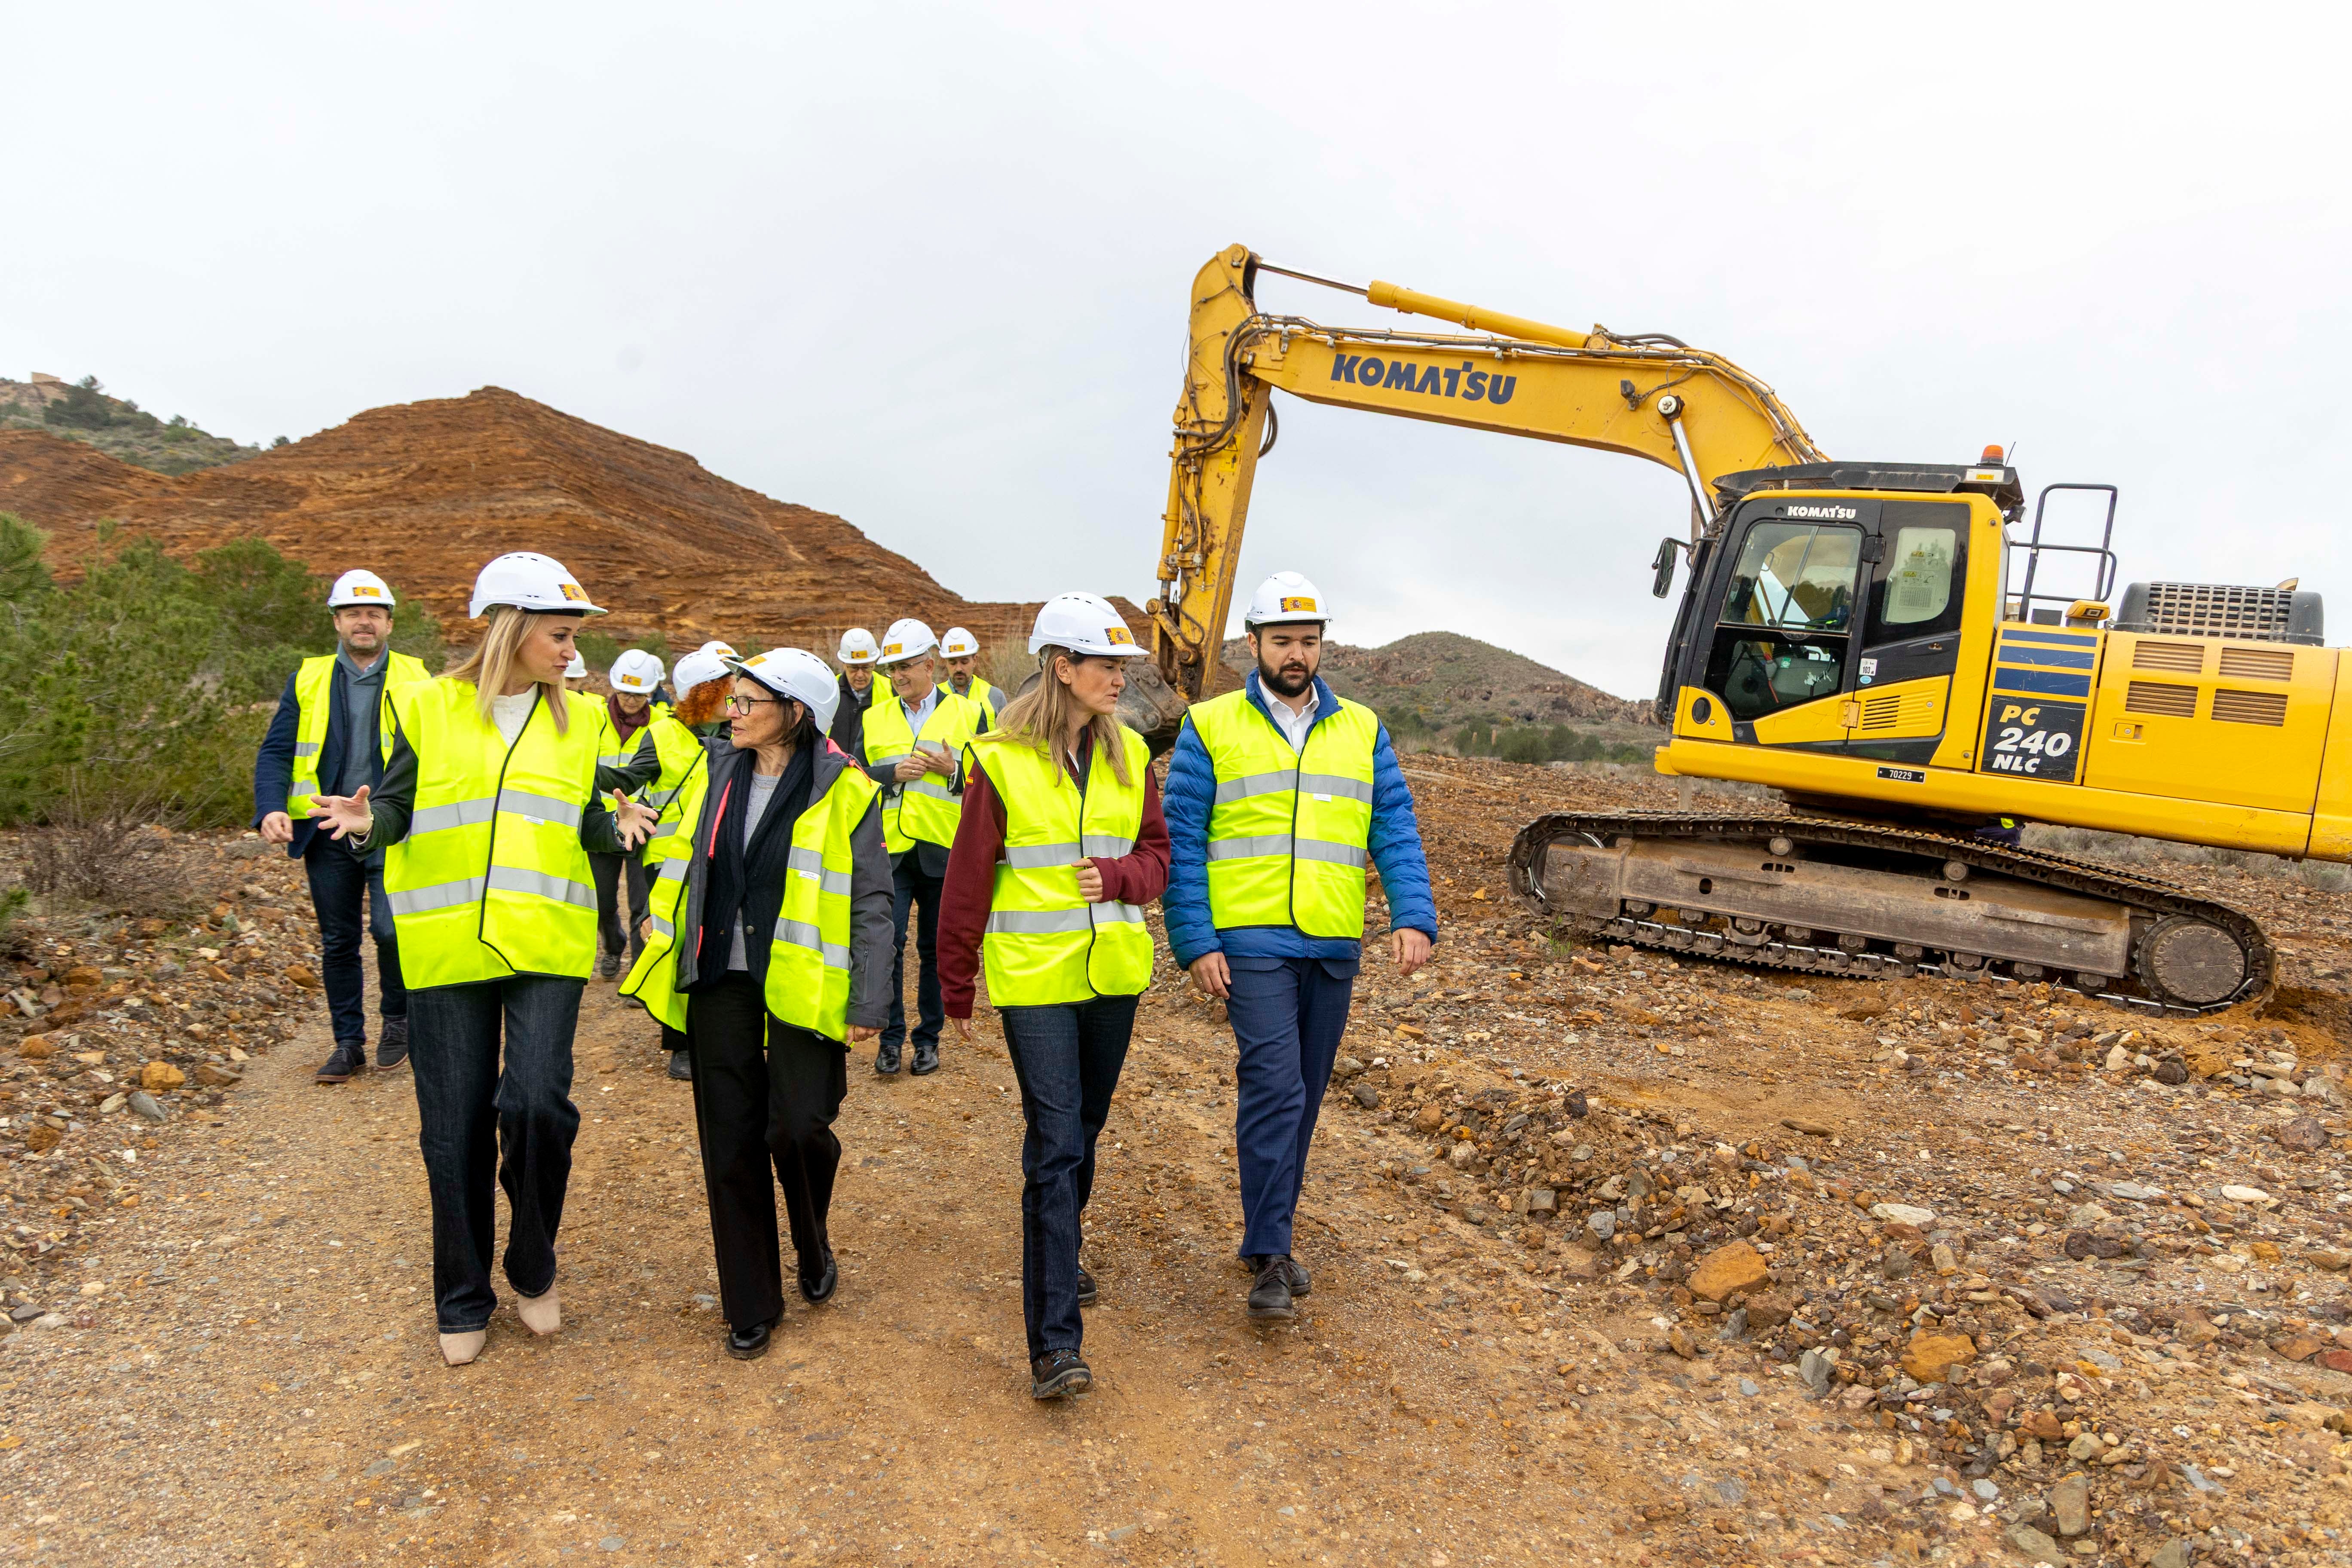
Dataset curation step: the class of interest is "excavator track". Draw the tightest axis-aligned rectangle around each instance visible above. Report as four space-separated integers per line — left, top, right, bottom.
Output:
1507 812 2273 1016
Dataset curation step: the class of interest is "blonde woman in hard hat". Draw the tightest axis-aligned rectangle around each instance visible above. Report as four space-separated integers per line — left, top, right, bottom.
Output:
621 649 893 1361
832 628 879 754
307 552 660 1367
859 618 989 1076
938 594 1169 1400
253 568 433 1083
937 626 1008 723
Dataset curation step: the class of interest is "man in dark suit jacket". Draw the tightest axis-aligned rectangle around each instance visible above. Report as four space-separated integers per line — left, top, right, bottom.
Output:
251 570 432 1082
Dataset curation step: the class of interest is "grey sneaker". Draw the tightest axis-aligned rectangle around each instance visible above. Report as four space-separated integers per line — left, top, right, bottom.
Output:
375 1016 411 1071
314 1042 367 1084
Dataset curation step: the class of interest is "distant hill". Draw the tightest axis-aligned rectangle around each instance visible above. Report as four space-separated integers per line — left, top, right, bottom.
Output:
0 375 262 476
0 385 1131 657
1221 629 1655 737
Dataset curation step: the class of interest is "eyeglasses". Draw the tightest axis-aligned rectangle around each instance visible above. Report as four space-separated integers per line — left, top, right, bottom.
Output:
725 694 783 714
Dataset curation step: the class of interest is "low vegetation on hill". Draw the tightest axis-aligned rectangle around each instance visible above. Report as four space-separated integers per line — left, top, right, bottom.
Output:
1222 628 1656 759
0 513 444 833
0 376 270 476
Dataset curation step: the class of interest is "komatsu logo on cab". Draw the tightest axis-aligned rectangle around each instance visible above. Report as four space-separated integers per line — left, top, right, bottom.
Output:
1782 504 1859 521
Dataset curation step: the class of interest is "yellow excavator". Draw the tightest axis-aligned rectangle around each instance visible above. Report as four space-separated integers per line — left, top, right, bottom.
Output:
1136 242 2352 1014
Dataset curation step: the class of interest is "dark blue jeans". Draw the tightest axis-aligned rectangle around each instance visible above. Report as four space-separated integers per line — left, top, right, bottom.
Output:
882 858 944 1051
407 976 584 1332
1000 993 1138 1359
302 838 405 1047
1228 956 1357 1259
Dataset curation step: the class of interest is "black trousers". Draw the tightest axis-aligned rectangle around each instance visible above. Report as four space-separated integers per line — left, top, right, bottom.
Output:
407 975 583 1332
589 851 652 962
1001 994 1137 1358
302 837 406 1046
686 973 848 1332
883 858 945 1050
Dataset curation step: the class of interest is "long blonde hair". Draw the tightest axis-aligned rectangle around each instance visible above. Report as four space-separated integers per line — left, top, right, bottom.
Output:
992 646 1131 787
447 607 573 735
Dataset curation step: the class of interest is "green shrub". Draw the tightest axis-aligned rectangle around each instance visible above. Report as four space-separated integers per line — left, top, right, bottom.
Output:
43 383 113 431
1454 717 1647 765
0 514 448 826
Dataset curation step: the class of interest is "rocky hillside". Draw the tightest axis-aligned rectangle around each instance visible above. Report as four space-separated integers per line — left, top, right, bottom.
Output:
0 386 1102 655
0 376 261 476
1223 628 1656 734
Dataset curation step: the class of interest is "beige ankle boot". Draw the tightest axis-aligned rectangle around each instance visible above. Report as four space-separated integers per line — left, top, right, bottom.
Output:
439 1329 487 1366
517 1286 561 1336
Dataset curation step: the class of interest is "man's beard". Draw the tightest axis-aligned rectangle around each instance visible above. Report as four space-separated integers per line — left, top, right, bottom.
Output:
1257 654 1313 699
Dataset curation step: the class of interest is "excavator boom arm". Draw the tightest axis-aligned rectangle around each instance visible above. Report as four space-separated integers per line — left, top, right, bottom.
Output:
1148 244 1822 703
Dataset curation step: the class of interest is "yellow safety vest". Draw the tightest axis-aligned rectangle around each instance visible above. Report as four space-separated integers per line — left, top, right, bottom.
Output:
381 680 605 989
1187 689 1380 940
943 676 1001 713
640 715 706 849
864 689 986 853
286 650 431 818
971 729 1154 1007
622 752 880 1041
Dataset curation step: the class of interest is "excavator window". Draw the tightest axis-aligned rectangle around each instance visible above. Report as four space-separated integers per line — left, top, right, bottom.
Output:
1705 522 1863 720
1877 524 1959 628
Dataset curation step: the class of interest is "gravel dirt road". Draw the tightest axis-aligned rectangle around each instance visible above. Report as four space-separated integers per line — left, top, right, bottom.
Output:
5 756 2350 1566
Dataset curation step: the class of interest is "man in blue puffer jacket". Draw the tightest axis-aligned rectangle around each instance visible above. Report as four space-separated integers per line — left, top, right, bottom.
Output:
1164 571 1437 1323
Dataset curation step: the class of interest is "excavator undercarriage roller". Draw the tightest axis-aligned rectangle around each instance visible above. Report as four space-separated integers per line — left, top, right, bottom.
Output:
1507 812 2271 1015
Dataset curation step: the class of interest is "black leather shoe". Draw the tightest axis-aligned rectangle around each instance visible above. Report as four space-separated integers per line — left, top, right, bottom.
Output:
667 1050 693 1082
1280 1256 1312 1298
799 1248 837 1305
726 1320 775 1361
375 1016 410 1071
1246 1256 1297 1323
874 1041 902 1075
1076 1265 1097 1308
314 1042 366 1084
1031 1349 1091 1399
910 1041 940 1075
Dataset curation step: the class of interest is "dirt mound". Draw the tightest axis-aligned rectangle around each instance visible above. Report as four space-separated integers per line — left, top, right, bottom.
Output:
0 386 1092 655
1223 628 1654 730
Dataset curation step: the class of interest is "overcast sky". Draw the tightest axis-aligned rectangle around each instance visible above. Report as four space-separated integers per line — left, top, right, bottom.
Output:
12 3 2350 696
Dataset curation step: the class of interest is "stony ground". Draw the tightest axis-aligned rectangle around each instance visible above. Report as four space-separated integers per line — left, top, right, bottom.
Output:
3 757 2350 1567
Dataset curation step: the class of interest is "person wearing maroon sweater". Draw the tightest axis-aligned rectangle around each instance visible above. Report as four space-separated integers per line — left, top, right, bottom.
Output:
939 594 1170 1400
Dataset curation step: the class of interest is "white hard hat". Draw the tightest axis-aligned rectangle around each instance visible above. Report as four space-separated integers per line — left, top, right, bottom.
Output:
836 628 879 666
564 650 588 679
939 626 979 659
610 649 665 695
1244 570 1329 629
1029 592 1144 658
468 551 604 619
878 618 937 665
728 647 840 734
328 569 396 609
698 640 737 657
673 649 732 692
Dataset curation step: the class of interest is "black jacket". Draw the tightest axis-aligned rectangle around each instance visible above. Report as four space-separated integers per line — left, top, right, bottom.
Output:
252 659 387 858
665 735 894 1030
829 673 870 757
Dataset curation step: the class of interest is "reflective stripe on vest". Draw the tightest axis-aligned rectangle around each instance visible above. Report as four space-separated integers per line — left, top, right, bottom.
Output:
973 727 1154 1007
286 650 431 818
380 680 605 989
642 715 705 829
622 792 701 1030
764 766 880 1040
863 690 986 853
1186 689 1380 940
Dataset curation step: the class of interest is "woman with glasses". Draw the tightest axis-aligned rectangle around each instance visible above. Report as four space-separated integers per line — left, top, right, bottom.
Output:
622 648 893 1360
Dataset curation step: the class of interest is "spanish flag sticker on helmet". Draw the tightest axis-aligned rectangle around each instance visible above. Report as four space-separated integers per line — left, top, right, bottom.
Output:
352 584 383 598
560 581 589 603
1280 596 1319 614
1104 625 1134 645
881 641 903 658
